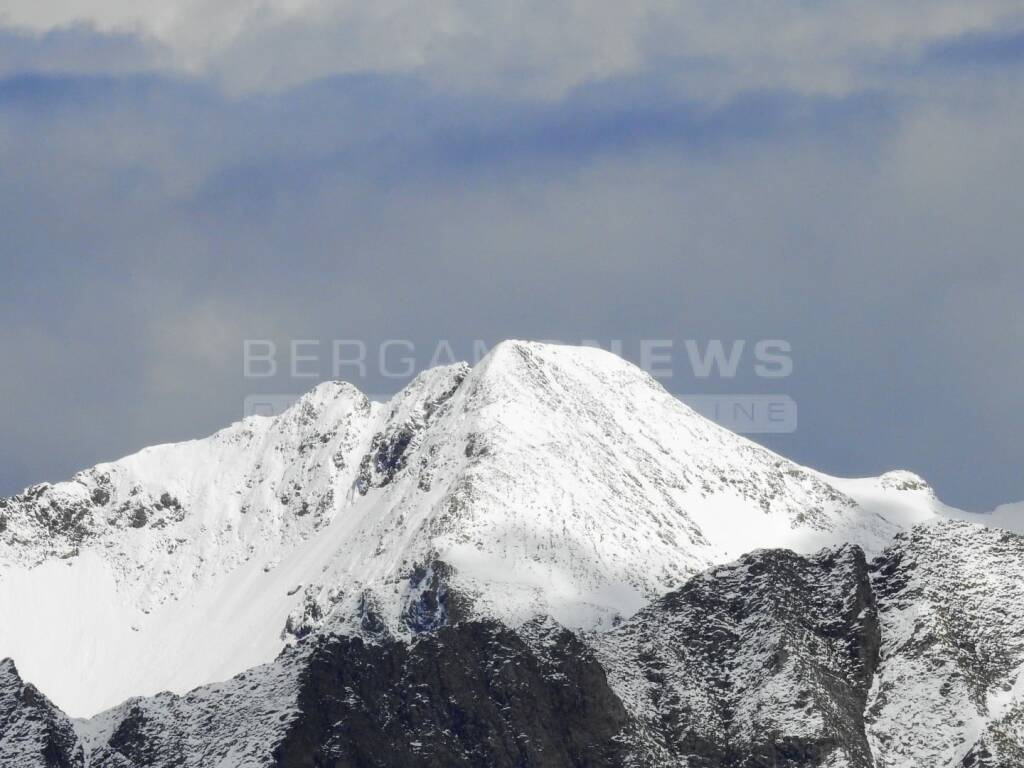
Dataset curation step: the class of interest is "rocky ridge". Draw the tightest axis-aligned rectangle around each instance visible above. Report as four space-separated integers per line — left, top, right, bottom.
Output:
4 521 1024 766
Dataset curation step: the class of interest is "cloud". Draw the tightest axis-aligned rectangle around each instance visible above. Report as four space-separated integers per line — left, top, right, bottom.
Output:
922 27 1024 68
0 24 166 78
2 1 1023 96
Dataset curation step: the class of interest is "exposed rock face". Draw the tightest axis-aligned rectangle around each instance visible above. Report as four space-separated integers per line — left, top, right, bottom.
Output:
0 659 83 768
274 622 629 768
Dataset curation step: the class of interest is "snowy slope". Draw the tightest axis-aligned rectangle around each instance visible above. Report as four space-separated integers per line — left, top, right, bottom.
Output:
942 500 1024 535
988 501 1024 532
0 341 984 716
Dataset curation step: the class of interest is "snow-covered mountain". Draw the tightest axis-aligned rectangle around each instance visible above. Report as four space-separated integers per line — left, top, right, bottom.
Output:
0 341 999 718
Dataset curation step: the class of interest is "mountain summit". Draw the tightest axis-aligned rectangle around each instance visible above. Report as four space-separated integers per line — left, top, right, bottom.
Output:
0 341 967 716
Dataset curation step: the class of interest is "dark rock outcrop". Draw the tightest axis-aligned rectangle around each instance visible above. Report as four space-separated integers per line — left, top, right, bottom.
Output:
598 544 880 767
274 621 629 768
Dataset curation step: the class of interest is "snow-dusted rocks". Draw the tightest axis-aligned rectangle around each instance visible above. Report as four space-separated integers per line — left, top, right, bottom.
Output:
0 659 83 767
78 644 309 768
867 520 1024 767
0 341 1005 719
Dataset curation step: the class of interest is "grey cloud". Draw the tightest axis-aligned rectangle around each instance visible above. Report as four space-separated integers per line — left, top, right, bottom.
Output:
0 24 167 78
3 2 1024 97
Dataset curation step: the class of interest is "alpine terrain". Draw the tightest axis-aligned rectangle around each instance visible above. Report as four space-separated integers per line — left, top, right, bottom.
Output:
0 341 1020 767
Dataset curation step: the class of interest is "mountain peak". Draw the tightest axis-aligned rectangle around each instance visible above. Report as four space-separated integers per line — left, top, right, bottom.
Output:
287 379 368 413
0 342 966 716
470 340 666 402
878 469 934 495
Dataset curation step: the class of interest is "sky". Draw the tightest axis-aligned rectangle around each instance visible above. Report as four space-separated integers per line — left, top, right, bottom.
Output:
1 1 1022 511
